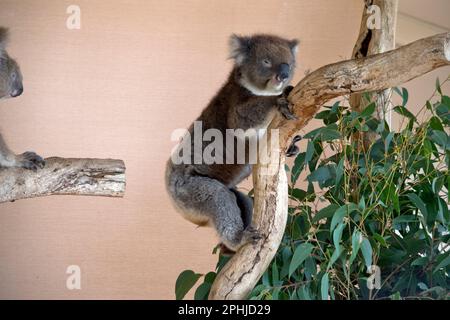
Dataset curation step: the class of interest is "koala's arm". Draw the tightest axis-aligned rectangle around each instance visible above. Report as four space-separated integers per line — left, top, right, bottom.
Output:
0 133 45 170
230 87 297 130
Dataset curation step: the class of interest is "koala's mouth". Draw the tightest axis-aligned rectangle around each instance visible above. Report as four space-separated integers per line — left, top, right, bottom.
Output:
266 76 285 92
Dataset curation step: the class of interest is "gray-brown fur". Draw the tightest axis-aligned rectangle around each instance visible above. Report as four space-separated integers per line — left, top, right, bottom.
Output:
0 27 45 170
166 34 300 251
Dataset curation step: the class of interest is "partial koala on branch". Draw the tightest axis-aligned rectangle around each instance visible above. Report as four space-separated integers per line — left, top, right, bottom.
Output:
0 27 45 171
166 34 301 253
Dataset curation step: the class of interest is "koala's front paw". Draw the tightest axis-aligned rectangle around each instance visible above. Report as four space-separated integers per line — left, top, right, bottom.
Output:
241 226 262 246
277 95 298 120
286 135 302 157
283 85 294 97
17 151 45 171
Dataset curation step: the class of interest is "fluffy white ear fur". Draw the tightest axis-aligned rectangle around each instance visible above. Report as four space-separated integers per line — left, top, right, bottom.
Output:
290 39 300 55
229 34 248 66
0 27 9 50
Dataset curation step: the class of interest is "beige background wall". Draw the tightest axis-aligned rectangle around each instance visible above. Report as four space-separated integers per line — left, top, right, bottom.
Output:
0 0 448 299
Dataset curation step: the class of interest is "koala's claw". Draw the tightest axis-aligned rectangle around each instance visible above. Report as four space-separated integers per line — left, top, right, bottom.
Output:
277 96 298 121
17 151 46 171
281 108 298 120
286 145 299 157
286 135 302 157
242 227 262 245
283 85 294 96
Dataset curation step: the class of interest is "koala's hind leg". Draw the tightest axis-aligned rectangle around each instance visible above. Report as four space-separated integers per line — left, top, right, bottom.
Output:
230 188 253 228
172 173 261 251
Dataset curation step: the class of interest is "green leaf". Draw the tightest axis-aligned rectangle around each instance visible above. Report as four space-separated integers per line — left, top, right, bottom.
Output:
330 203 357 233
305 140 314 164
430 130 449 149
335 157 345 186
432 175 445 194
307 165 334 184
291 152 306 184
390 291 402 300
313 204 339 223
321 273 329 300
373 233 388 247
406 193 428 219
349 230 363 265
385 132 394 153
333 223 345 248
393 105 416 121
393 215 417 224
411 257 428 266
175 270 202 300
204 272 216 284
318 128 341 141
289 243 314 277
361 102 376 118
429 116 444 131
272 260 280 285
194 282 211 300
361 238 373 268
434 254 450 273
327 223 345 269
297 286 312 300
436 77 442 95
401 87 409 106
291 188 307 201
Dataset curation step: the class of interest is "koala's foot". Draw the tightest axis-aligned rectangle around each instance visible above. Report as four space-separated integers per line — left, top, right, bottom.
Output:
222 226 262 252
277 87 297 120
286 135 302 157
241 226 263 245
16 151 45 171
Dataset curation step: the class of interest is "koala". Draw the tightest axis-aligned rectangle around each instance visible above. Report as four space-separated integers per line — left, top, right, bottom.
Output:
0 27 45 170
166 34 300 252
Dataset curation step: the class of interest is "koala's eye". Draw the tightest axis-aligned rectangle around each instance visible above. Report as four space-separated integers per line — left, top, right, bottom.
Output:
11 72 16 80
262 59 272 67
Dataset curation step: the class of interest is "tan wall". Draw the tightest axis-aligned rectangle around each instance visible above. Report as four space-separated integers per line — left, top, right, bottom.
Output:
0 0 447 299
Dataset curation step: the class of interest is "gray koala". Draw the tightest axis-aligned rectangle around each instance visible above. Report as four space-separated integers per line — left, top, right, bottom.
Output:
166 34 300 252
0 27 45 170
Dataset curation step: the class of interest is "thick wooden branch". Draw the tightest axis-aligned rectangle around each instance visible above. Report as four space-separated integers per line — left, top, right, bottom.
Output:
0 157 125 203
209 32 450 300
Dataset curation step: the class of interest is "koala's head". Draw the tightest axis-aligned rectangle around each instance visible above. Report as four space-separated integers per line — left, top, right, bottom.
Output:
0 27 24 100
229 34 298 96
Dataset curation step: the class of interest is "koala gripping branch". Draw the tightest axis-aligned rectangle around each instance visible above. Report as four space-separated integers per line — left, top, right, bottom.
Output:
208 32 450 300
0 157 125 203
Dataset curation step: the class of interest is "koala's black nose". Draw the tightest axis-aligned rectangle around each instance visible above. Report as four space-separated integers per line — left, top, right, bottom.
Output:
277 63 290 81
11 86 23 97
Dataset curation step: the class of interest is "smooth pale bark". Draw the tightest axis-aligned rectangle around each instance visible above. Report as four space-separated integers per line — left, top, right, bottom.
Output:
209 32 450 300
0 157 125 203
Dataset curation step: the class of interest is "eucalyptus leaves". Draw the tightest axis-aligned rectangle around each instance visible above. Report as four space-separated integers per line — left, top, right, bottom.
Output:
176 77 450 300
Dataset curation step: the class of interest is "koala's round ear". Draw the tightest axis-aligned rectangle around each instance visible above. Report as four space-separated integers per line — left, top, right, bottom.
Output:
289 39 300 55
0 27 9 50
229 34 251 65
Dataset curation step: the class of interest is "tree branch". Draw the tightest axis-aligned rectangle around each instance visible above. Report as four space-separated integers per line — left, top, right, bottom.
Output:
208 32 450 300
350 0 398 147
0 157 126 203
